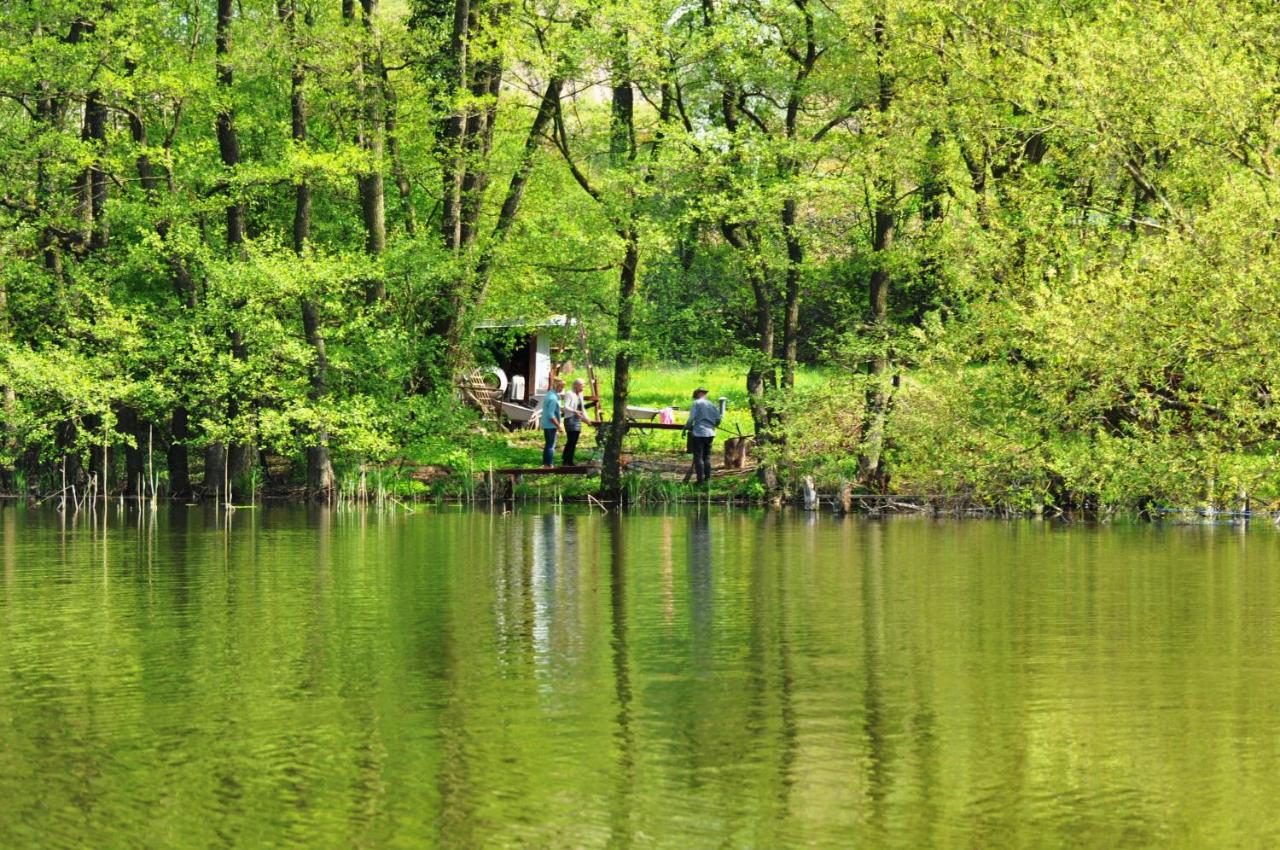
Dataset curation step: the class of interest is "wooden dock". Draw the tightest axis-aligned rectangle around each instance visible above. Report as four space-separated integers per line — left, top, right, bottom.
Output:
490 465 597 476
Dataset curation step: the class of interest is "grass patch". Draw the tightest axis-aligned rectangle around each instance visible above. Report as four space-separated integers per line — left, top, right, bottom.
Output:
407 428 549 470
598 360 830 438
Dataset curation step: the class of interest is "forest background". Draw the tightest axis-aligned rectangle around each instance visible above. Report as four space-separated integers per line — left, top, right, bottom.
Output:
2 0 1279 512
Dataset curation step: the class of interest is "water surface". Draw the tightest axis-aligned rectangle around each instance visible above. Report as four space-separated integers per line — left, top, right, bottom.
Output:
2 505 1279 848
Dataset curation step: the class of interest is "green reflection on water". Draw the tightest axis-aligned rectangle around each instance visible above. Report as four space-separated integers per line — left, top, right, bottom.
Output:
1 505 1279 849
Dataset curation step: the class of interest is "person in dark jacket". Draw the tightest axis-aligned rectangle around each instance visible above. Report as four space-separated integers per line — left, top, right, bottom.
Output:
683 387 722 484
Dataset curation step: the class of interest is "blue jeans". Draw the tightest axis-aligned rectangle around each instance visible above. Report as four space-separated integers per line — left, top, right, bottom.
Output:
542 429 558 466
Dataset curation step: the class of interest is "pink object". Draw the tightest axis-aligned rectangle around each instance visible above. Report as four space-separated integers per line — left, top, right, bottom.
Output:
659 407 676 425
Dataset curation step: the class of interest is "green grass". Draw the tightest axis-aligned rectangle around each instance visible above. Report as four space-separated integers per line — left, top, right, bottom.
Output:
598 360 830 438
407 429 547 471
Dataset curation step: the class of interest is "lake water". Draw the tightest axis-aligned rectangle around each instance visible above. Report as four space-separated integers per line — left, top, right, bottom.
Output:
1 505 1279 849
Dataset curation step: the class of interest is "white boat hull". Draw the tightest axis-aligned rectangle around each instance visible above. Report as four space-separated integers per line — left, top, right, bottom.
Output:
500 401 538 423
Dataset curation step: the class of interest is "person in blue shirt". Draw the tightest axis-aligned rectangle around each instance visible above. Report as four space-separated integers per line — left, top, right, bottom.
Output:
540 378 564 467
683 387 722 484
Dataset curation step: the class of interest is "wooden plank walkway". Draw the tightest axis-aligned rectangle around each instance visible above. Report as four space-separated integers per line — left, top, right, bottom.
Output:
491 465 597 476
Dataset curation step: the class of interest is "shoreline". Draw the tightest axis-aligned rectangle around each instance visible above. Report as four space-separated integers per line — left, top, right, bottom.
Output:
2 486 1276 524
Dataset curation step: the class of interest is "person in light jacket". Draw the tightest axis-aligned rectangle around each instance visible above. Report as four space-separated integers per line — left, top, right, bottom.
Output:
683 387 722 484
561 379 586 466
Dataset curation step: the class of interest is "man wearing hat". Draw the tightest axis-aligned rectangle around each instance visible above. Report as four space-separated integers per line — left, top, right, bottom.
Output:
683 387 722 485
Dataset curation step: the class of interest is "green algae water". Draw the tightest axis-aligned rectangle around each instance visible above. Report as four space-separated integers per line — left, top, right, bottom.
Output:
2 505 1280 849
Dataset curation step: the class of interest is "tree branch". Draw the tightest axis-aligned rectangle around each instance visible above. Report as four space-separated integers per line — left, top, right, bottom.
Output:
551 97 601 203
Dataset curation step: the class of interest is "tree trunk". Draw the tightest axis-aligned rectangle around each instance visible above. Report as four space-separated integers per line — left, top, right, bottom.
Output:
226 327 256 498
204 443 227 501
384 72 416 237
439 0 470 252
858 195 894 485
288 0 311 256
426 0 511 374
746 262 777 491
119 407 147 497
778 4 814 392
83 88 109 252
858 12 895 488
85 414 107 494
781 195 802 389
358 170 386 302
227 443 258 493
601 235 640 503
35 126 62 273
73 118 92 248
599 42 640 503
216 0 245 248
126 62 162 196
168 407 193 498
609 38 634 168
57 421 83 491
208 0 249 497
0 385 14 494
721 222 776 449
0 281 13 492
33 22 63 275
66 14 97 253
458 60 500 248
909 127 948 356
284 1 334 496
437 0 501 256
301 299 334 494
46 39 87 490
344 0 387 303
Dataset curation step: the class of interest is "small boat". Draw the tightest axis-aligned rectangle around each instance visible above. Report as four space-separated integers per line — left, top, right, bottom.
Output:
625 405 663 420
500 401 539 424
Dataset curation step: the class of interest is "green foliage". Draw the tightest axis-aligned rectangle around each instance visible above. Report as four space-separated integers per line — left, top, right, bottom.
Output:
2 0 1278 510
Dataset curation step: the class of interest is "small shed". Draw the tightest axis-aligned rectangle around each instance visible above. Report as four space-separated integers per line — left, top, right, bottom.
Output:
474 315 576 403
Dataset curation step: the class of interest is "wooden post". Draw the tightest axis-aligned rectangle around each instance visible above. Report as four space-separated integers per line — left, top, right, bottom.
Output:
102 420 109 509
147 425 154 505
